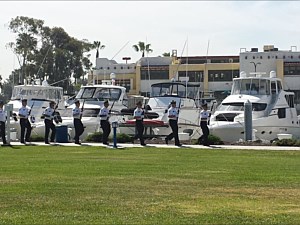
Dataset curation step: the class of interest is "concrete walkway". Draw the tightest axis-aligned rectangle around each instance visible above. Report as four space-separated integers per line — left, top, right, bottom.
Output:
3 142 300 151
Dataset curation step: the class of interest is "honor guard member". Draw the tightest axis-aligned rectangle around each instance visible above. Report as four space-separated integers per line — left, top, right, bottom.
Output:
42 101 56 144
133 101 146 146
18 99 32 144
198 102 210 146
72 100 84 144
165 100 182 146
0 101 7 145
98 100 111 145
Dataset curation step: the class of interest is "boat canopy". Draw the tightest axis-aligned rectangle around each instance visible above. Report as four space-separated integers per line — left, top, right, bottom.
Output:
151 82 200 99
75 86 127 101
11 85 63 101
231 78 283 96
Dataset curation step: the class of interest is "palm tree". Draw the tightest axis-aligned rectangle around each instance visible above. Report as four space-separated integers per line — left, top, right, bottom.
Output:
132 41 153 57
162 52 170 57
93 41 105 58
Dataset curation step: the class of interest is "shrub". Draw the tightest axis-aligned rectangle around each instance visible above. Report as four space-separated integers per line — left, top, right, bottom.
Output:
85 132 132 143
116 133 132 143
272 138 300 146
85 132 103 142
30 135 44 142
191 134 224 145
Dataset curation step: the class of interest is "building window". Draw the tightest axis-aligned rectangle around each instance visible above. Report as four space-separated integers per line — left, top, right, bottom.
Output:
253 56 255 59
260 56 263 59
100 67 103 69
107 67 110 70
284 62 300 75
178 71 204 82
141 66 169 80
208 70 240 82
268 56 270 59
114 67 116 69
121 67 123 69
283 56 286 59
245 56 248 60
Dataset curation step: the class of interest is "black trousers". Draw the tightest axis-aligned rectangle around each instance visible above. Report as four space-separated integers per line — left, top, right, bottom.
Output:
134 120 145 145
44 119 56 142
20 118 32 142
166 120 180 145
74 119 84 143
101 120 111 144
199 121 209 145
0 121 7 144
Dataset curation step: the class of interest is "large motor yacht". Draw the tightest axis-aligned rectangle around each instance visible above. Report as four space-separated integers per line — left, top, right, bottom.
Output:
209 71 300 143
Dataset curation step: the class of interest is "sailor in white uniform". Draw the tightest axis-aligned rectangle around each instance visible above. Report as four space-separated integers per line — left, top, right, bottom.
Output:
198 102 210 146
18 99 32 144
133 101 146 146
42 101 56 144
0 100 7 145
72 100 84 144
165 100 181 146
98 100 111 145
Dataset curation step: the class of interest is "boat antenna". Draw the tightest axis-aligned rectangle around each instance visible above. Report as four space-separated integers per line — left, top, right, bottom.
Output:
36 43 52 79
49 77 69 86
185 36 188 99
146 37 151 98
110 41 130 60
202 39 210 100
173 38 188 81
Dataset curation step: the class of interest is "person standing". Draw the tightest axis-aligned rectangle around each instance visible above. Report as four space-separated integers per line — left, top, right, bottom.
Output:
0 101 7 145
72 100 84 144
98 100 111 145
42 101 56 144
165 100 181 146
198 102 210 146
18 99 32 144
133 101 146 146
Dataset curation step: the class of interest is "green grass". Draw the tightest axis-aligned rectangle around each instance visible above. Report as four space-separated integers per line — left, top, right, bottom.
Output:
0 146 299 225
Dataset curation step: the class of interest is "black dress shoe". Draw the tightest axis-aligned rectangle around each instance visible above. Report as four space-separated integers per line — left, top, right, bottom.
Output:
103 142 109 145
165 138 168 145
141 143 146 146
45 142 50 144
75 142 81 145
175 143 182 147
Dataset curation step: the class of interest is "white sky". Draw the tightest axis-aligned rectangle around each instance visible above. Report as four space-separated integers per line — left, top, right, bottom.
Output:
1 1 300 80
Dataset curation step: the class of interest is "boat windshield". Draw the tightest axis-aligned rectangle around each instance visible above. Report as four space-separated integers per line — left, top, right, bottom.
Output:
76 87 122 101
151 82 200 99
231 78 270 95
218 102 267 111
11 86 63 100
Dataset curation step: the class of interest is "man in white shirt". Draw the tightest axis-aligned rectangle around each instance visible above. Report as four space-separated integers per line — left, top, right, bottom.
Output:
198 102 210 146
98 100 111 145
18 99 32 144
42 101 56 144
165 100 181 146
133 101 146 146
72 100 84 144
0 100 7 145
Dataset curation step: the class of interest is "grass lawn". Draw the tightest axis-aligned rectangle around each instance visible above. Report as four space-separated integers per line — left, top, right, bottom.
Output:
0 145 299 225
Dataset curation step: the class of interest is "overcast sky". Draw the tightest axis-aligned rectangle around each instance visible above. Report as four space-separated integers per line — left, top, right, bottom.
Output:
1 1 300 80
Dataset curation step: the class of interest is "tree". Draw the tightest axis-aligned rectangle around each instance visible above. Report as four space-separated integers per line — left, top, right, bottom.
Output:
162 52 171 57
6 16 94 95
132 41 153 57
93 41 105 58
6 16 44 84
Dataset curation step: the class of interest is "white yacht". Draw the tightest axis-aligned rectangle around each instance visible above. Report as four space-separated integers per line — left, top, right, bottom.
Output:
209 71 300 143
7 80 65 139
119 81 206 140
59 84 128 140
